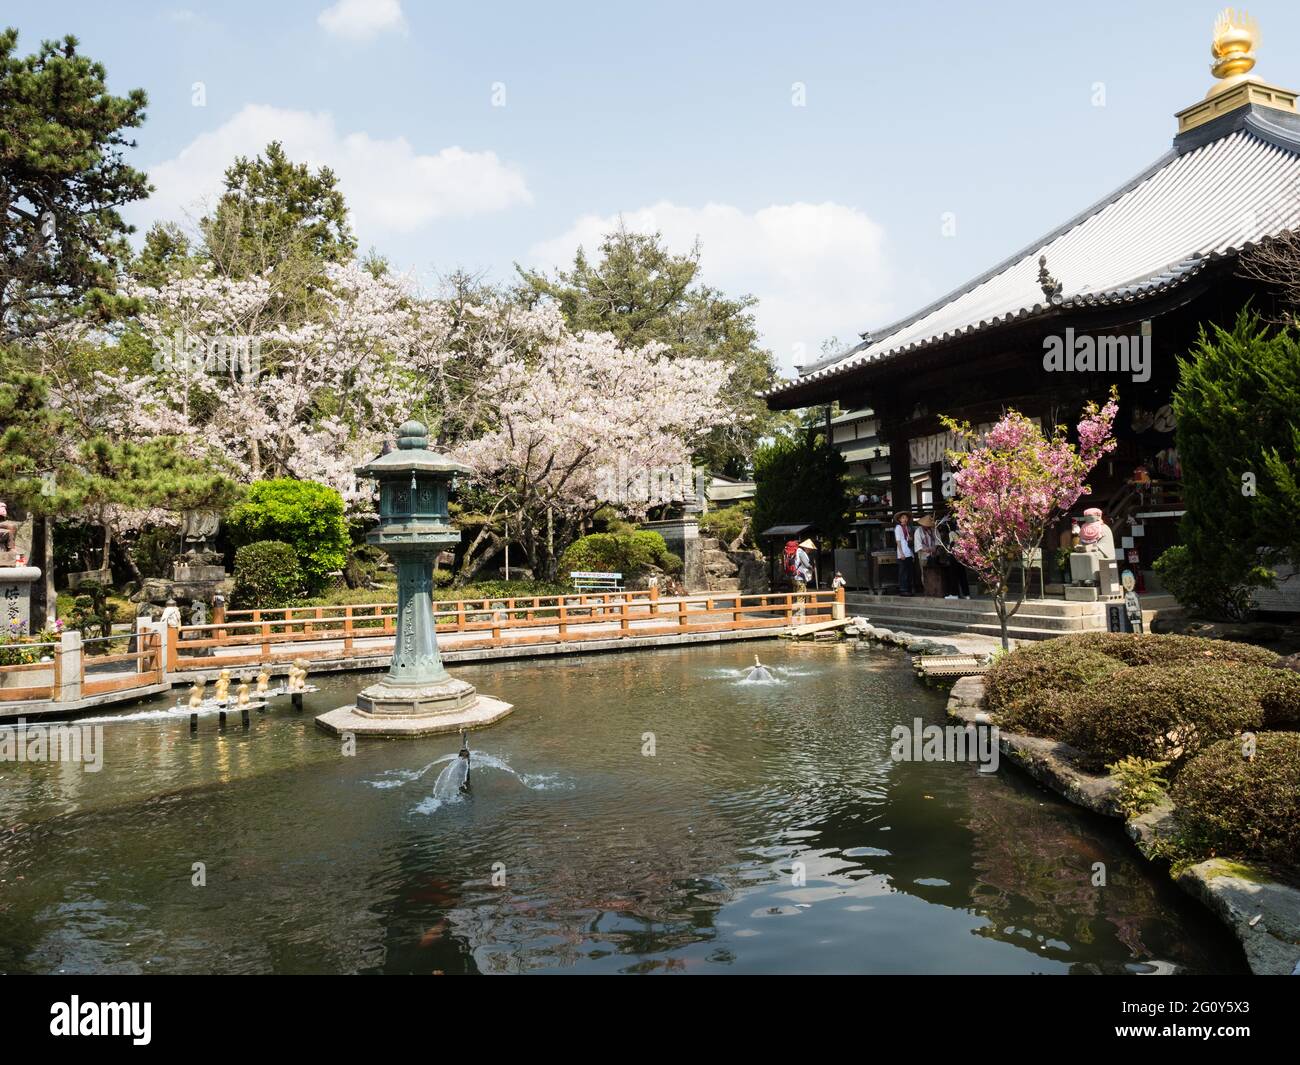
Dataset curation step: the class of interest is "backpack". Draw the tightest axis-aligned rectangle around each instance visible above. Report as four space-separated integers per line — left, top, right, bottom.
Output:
783 541 799 577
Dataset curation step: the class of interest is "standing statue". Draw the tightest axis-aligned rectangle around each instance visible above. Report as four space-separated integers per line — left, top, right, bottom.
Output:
0 501 17 554
189 599 209 657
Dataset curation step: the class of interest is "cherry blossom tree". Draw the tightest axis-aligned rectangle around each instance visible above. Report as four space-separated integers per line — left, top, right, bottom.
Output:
455 325 728 582
942 390 1119 649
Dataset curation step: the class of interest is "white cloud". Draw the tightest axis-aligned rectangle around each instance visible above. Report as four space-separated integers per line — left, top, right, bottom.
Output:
318 0 406 41
139 104 531 239
530 202 894 372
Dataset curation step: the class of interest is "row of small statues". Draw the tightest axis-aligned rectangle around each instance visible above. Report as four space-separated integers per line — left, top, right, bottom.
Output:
186 659 312 709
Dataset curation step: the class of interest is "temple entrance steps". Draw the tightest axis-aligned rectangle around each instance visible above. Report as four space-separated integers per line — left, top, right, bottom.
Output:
844 593 1105 642
843 592 1182 642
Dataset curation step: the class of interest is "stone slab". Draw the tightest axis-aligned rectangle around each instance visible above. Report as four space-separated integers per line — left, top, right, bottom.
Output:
315 694 514 737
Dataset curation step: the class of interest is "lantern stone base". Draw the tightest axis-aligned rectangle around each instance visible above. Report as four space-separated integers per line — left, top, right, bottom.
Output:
315 676 514 738
354 675 480 716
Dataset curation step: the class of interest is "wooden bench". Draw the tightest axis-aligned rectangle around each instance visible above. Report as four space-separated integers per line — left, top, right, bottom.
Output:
570 571 623 593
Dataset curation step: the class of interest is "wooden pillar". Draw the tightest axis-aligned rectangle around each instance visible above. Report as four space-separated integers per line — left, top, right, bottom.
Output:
929 460 945 518
889 433 912 515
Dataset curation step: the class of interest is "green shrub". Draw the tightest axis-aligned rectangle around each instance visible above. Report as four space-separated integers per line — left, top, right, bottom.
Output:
226 479 349 594
1172 733 1300 867
558 531 682 578
1152 544 1265 622
988 632 1282 739
1062 630 1278 668
699 504 751 548
1258 665 1300 727
1059 663 1263 769
1106 756 1171 819
231 541 302 608
986 641 1124 735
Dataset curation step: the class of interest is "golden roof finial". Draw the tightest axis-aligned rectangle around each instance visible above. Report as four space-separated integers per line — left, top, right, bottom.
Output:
1207 8 1260 96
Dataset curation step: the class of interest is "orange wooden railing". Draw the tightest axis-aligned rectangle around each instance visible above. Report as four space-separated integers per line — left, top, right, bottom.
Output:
0 642 59 702
171 588 843 673
80 630 163 697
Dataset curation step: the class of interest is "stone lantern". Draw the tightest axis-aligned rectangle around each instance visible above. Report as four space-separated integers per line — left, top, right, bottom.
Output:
316 419 512 737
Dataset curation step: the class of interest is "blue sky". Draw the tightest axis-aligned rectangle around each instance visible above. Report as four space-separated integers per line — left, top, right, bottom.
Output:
12 0 1300 370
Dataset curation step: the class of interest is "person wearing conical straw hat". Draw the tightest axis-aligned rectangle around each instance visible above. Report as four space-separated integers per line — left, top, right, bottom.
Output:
914 516 944 598
892 511 916 596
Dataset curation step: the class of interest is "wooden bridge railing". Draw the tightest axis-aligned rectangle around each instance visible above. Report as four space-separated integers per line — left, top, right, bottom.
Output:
80 631 163 697
0 642 60 703
171 588 843 673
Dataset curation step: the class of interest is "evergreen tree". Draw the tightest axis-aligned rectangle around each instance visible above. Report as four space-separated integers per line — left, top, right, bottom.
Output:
1160 309 1300 617
751 422 850 545
0 28 150 343
201 141 357 278
517 225 781 476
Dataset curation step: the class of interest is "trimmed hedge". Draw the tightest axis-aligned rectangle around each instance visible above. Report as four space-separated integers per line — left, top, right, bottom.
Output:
1172 733 1300 867
1058 663 1264 769
1061 631 1278 668
227 478 349 594
558 531 682 578
232 540 302 608
987 632 1294 766
986 644 1123 737
1258 665 1300 727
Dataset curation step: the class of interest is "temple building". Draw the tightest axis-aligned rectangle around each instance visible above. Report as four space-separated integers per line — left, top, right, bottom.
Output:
765 10 1300 598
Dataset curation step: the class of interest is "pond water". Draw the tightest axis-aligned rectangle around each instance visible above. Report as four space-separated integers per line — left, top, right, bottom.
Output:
0 642 1246 974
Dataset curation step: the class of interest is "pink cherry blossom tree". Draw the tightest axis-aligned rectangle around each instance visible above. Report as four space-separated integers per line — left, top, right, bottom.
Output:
942 390 1118 649
455 323 728 581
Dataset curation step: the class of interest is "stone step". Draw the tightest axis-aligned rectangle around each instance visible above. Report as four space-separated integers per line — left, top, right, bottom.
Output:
854 613 1105 642
707 578 742 591
697 536 721 552
852 606 1103 634
846 593 1108 618
701 548 734 567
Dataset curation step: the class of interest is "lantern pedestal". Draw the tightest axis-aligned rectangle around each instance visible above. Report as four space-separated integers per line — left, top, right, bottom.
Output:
316 692 515 738
315 418 513 739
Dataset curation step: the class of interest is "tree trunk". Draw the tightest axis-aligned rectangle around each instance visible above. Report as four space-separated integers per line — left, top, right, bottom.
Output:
996 597 1010 651
101 524 112 571
121 538 144 585
43 515 56 629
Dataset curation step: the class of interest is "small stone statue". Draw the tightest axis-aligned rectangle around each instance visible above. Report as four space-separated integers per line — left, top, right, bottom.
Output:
214 669 231 703
236 676 250 706
289 657 310 692
255 669 269 694
188 678 206 709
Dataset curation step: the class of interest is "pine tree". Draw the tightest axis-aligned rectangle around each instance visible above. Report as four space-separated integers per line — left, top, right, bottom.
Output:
0 28 150 343
516 225 782 476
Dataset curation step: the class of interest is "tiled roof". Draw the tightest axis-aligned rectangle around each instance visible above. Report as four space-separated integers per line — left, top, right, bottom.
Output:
768 114 1300 399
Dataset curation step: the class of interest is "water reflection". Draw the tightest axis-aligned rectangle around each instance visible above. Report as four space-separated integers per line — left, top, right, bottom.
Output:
0 642 1247 974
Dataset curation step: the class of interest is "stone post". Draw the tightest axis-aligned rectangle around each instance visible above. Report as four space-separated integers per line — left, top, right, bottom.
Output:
0 564 41 634
56 629 83 703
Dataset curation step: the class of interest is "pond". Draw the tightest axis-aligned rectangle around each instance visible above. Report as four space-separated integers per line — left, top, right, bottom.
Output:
0 641 1246 974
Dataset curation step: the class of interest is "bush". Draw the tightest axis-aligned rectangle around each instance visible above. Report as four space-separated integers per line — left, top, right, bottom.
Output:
698 504 751 548
231 541 302 608
986 641 1124 735
1059 663 1263 769
558 531 682 578
1062 630 1278 668
1106 756 1171 818
1258 665 1300 727
226 479 349 594
1152 544 1264 622
1172 733 1300 867
988 631 1284 738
